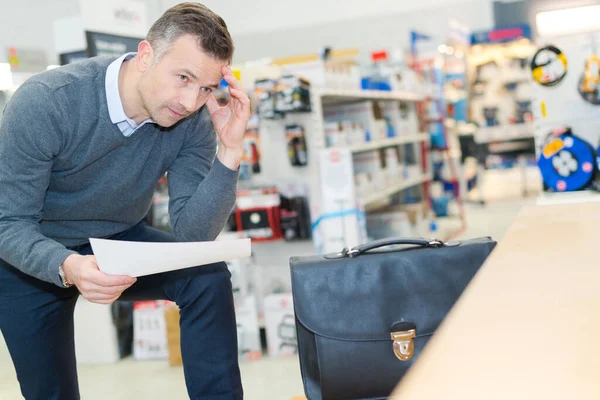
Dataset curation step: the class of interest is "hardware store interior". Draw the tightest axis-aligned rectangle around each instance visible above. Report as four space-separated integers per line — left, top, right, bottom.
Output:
1 0 600 399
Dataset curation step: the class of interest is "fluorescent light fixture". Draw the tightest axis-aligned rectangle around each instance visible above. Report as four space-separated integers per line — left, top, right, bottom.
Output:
46 65 60 70
537 5 600 37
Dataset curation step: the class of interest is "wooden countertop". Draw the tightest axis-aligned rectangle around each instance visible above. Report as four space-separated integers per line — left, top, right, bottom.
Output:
391 202 600 399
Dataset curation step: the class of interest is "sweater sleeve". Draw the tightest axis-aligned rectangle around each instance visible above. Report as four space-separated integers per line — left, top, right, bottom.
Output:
0 82 77 286
167 107 239 242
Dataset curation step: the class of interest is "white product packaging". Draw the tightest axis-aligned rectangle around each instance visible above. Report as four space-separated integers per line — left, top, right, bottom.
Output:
234 295 262 361
133 300 172 360
263 293 297 357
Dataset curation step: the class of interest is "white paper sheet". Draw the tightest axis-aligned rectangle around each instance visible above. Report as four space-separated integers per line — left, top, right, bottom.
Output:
89 238 251 277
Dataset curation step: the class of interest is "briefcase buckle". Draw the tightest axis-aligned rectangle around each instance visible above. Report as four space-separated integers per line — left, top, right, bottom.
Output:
391 329 416 361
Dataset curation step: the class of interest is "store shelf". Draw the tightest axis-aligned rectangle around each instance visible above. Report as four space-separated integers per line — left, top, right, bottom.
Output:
332 133 429 153
475 123 534 144
361 173 433 205
316 89 426 104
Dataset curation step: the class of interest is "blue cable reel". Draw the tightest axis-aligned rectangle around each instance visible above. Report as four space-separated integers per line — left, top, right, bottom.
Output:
538 129 595 192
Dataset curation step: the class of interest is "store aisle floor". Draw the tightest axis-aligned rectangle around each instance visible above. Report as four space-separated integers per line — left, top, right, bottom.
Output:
0 197 534 399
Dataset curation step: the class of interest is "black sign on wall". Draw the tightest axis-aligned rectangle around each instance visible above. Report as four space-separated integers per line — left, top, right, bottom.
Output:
59 50 88 65
85 31 142 58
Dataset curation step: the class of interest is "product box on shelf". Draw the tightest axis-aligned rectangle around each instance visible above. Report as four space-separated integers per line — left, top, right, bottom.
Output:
380 101 420 137
235 295 263 361
263 293 297 357
281 60 361 90
366 209 414 240
133 300 173 361
324 101 378 143
314 149 367 254
353 151 385 191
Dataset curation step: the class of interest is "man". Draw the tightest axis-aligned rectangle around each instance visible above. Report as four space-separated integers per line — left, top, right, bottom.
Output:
0 3 248 399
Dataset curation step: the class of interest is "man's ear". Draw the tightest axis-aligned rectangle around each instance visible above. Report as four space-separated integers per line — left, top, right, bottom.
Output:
136 40 154 72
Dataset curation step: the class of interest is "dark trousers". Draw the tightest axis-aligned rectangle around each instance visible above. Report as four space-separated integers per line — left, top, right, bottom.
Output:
0 221 243 400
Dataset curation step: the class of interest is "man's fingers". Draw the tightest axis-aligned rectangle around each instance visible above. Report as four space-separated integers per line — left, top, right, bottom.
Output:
228 88 249 104
205 94 220 114
223 74 243 91
88 294 121 305
85 268 135 287
80 281 134 295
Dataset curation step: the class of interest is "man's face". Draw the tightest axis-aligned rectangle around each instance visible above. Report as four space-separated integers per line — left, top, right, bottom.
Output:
138 34 227 127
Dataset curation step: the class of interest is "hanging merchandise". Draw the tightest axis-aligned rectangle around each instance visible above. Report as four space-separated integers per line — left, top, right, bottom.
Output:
242 115 262 175
253 79 284 119
286 124 308 166
578 37 600 105
531 45 568 87
275 75 311 113
537 128 595 192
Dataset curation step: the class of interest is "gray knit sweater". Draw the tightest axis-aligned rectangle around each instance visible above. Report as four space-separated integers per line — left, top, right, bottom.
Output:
0 56 239 287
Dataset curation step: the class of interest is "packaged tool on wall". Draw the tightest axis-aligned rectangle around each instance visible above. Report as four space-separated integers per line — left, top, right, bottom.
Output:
531 45 568 87
286 124 308 167
241 115 261 178
254 79 284 119
578 37 600 105
275 74 311 113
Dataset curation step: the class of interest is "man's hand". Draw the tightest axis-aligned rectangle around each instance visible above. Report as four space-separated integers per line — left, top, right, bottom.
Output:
206 66 251 170
62 254 136 304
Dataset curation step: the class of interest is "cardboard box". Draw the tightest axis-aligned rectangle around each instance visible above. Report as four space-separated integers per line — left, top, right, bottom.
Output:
264 293 297 357
163 305 182 366
133 300 172 361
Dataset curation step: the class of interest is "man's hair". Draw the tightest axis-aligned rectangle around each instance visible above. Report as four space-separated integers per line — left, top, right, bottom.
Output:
146 2 234 62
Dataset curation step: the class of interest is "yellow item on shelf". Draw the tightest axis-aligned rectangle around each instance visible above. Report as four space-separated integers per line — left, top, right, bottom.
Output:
583 54 600 93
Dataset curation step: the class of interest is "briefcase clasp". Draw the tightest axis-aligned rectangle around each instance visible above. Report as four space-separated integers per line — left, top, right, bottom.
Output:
391 329 416 361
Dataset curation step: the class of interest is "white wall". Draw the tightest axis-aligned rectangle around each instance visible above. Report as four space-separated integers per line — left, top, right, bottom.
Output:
155 0 493 63
159 0 488 36
0 0 494 65
0 0 80 64
230 0 493 62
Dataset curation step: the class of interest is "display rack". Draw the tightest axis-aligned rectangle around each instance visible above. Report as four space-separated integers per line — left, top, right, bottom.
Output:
252 84 431 255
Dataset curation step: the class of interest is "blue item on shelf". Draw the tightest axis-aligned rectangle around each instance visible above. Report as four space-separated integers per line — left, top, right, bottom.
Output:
453 99 467 122
430 124 446 149
361 78 372 90
538 131 595 192
431 196 451 217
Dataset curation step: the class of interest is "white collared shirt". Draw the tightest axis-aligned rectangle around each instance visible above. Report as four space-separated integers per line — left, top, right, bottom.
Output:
105 52 154 137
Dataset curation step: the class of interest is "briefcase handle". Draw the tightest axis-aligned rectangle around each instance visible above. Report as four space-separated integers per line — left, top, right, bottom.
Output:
343 238 447 258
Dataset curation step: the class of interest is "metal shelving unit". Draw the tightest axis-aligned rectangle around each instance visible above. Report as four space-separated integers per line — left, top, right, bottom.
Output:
336 133 429 154
361 172 433 206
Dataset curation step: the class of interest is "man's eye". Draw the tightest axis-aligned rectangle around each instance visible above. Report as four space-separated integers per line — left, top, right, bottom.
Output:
201 87 212 94
179 75 188 82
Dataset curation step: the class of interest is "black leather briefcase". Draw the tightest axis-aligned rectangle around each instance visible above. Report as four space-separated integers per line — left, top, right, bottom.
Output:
289 237 496 400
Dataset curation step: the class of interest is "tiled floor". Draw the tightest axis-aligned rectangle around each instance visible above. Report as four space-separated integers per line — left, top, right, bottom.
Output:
0 195 535 399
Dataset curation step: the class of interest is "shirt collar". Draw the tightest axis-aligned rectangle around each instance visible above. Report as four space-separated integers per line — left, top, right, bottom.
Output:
105 52 154 130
